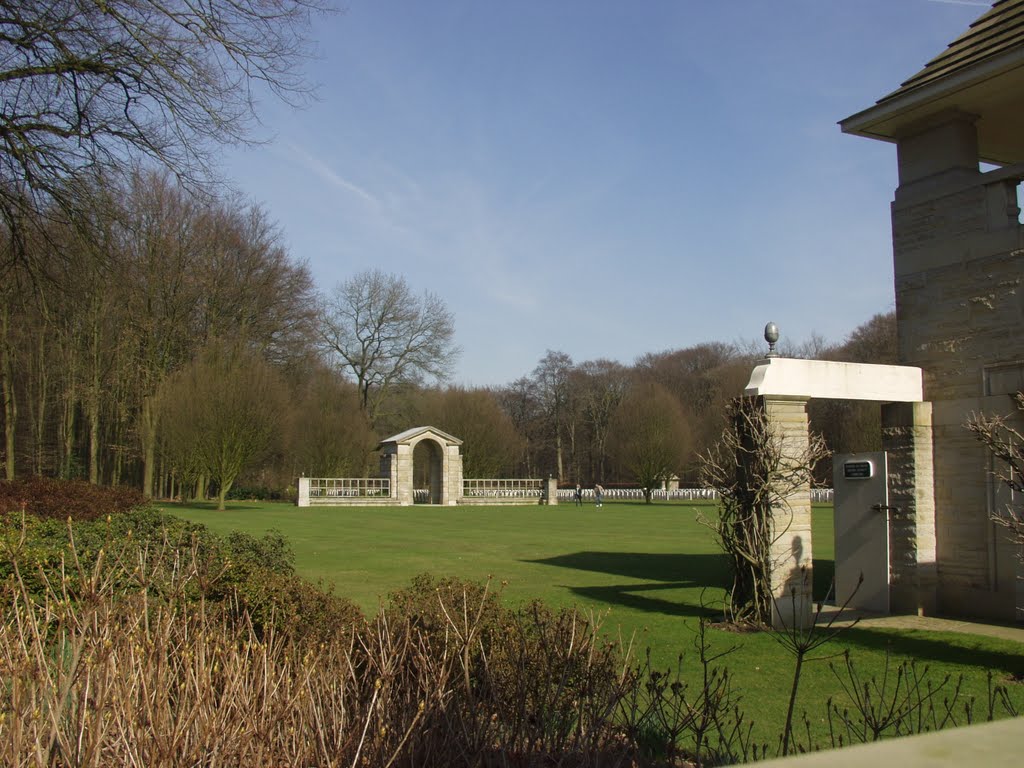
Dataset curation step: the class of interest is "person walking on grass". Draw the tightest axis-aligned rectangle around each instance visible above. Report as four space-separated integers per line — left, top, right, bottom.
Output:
594 483 603 508
574 483 583 507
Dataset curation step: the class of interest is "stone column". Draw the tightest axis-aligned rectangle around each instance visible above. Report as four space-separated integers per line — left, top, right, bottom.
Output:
395 444 413 506
882 401 937 615
442 444 463 506
545 477 559 505
297 476 310 507
379 449 401 503
762 396 814 629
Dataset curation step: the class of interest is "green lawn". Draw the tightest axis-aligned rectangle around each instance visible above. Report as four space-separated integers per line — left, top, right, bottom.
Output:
166 499 1021 750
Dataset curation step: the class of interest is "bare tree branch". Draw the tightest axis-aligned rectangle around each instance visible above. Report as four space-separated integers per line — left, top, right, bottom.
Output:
966 393 1024 552
0 0 330 275
318 270 460 425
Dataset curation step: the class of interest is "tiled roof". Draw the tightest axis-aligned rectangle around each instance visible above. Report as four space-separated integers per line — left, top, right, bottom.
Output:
379 426 462 446
878 0 1024 104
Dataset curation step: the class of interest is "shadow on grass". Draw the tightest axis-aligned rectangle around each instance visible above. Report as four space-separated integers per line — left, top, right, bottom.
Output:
526 552 729 619
160 501 269 512
565 582 723 619
833 626 1024 680
527 551 728 583
527 551 870 622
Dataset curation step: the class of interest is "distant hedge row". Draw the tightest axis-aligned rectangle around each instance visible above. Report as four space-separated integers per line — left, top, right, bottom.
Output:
0 477 147 521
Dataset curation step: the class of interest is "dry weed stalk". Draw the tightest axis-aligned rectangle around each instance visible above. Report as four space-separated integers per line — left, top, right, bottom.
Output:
1 522 704 767
3 516 1014 766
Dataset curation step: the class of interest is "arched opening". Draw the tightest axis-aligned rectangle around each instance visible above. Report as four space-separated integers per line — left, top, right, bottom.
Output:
412 439 443 504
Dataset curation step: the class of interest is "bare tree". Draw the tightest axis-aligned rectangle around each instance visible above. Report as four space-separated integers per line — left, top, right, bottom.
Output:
633 342 751 478
967 393 1024 560
532 350 573 482
497 376 542 478
191 200 317 366
699 397 828 626
0 170 318 492
576 359 629 484
0 0 329 274
608 382 690 503
318 270 459 424
286 366 378 478
159 339 287 510
414 386 524 478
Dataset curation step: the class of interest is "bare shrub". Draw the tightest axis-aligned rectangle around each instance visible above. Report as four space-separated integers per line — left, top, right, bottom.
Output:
0 527 736 766
967 393 1024 555
821 651 1018 750
699 397 827 626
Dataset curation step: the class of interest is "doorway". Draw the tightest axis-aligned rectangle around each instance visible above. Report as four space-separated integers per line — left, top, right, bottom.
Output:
413 439 443 504
833 451 890 613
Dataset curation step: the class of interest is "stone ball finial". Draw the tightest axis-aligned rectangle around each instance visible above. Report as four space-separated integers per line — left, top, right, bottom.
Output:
764 322 779 358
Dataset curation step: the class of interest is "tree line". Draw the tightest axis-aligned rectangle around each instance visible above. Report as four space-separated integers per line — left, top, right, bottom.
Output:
1 169 895 502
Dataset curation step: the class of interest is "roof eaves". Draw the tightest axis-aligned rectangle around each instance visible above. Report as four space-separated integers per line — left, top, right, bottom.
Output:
839 45 1024 140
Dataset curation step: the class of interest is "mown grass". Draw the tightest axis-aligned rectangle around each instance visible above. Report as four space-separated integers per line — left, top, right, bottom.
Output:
167 499 1023 749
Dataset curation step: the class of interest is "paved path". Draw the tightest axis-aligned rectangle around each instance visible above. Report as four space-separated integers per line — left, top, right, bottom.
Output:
814 607 1024 644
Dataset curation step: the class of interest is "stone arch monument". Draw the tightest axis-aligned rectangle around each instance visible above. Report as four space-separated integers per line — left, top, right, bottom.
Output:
378 426 464 506
296 425 553 507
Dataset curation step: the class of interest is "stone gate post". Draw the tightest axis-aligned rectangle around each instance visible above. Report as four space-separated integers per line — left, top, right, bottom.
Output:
882 401 937 615
760 396 814 630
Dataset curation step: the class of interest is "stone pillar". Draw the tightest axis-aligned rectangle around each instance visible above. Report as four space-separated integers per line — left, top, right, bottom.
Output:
443 444 463 506
895 111 979 193
379 449 401 504
762 396 814 629
395 443 413 506
297 476 310 507
882 401 937 615
545 477 559 505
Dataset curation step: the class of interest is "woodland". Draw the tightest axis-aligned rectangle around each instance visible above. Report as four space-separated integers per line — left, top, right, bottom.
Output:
1 176 896 501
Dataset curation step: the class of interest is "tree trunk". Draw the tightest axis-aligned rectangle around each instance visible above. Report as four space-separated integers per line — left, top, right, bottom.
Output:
88 401 99 484
140 395 157 497
194 474 207 502
217 478 233 511
1 302 16 480
32 331 47 475
112 442 123 486
568 420 579 483
88 318 101 484
58 334 79 480
60 389 76 479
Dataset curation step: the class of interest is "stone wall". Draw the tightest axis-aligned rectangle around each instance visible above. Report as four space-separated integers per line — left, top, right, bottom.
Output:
881 402 937 615
891 115 1023 620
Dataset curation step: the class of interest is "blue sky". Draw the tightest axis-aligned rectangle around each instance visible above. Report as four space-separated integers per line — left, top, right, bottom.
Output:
223 0 992 386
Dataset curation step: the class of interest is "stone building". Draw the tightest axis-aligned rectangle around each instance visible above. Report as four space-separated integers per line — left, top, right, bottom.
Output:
840 0 1024 621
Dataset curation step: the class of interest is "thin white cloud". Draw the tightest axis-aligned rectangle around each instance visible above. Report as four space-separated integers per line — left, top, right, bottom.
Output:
922 0 990 7
284 141 379 206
